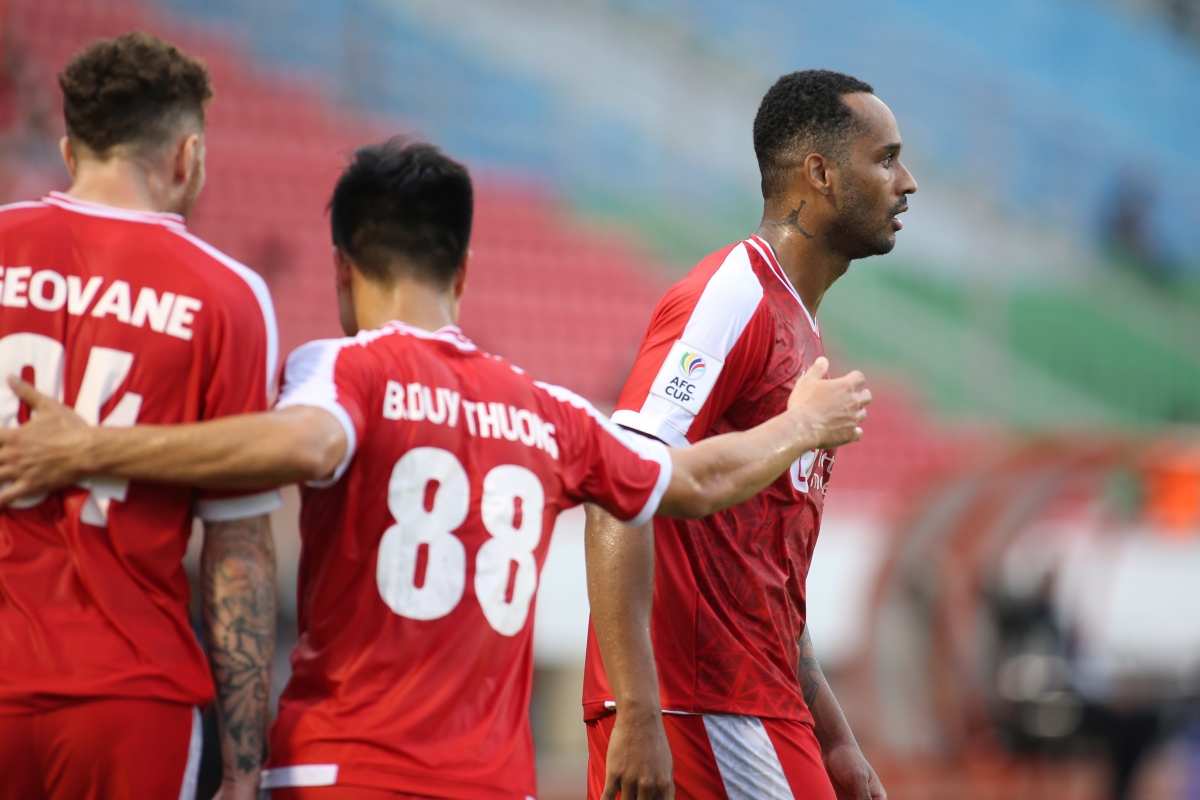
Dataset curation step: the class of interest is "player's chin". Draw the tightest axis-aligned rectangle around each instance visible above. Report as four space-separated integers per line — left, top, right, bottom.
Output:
865 233 896 257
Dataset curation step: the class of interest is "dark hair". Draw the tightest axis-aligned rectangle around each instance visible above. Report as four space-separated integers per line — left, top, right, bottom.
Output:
59 31 212 158
753 69 874 197
329 138 473 287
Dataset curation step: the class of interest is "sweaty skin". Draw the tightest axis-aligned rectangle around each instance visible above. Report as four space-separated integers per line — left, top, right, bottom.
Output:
588 91 911 800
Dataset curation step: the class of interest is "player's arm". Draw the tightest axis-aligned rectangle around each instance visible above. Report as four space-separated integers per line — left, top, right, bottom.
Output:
656 357 868 519
585 504 673 800
799 626 887 800
202 513 277 800
0 378 347 502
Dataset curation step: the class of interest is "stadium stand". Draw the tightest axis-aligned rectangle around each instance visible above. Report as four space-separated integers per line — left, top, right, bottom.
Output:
1 0 674 408
146 0 1200 432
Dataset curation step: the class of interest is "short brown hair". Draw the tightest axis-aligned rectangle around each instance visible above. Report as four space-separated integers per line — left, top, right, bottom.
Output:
59 31 212 158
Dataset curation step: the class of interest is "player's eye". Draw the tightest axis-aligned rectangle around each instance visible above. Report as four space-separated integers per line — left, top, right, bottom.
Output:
882 154 894 167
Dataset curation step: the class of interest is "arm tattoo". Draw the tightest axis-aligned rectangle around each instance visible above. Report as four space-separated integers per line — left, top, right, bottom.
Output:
798 627 823 708
202 514 276 778
773 200 815 239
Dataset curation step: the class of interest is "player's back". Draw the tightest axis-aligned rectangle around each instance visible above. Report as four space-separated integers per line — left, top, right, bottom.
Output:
267 322 668 800
0 192 278 711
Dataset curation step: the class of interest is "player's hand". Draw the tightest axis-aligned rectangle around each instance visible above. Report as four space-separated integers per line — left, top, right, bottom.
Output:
0 375 91 506
824 741 886 800
786 357 871 449
601 707 675 800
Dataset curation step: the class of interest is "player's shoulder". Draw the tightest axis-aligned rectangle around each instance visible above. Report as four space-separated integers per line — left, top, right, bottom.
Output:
660 239 767 320
0 198 67 240
285 322 474 380
0 197 53 224
163 228 273 311
645 238 771 348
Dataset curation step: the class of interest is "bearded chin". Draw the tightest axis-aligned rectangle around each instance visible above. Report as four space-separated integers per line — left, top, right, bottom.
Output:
829 211 895 260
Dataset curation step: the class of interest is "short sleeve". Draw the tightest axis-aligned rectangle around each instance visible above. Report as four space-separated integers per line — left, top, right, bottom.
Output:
611 242 771 447
535 381 672 527
194 268 283 521
276 338 379 487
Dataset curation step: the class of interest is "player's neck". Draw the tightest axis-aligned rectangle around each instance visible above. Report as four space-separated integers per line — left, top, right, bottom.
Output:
351 275 457 335
66 159 172 215
754 219 849 317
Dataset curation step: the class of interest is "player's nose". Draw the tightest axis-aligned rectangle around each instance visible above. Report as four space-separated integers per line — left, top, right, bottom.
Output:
897 160 918 195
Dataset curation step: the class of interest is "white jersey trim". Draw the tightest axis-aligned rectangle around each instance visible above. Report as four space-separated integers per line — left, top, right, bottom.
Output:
0 200 49 214
611 408 690 449
170 230 280 399
746 235 818 336
42 192 187 230
632 242 764 440
534 381 673 526
195 490 283 522
276 338 363 487
177 707 203 800
703 714 794 800
262 764 339 788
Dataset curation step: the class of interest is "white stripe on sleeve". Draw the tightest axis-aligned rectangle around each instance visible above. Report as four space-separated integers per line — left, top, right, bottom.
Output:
261 764 339 788
276 338 360 487
634 243 764 437
194 490 284 522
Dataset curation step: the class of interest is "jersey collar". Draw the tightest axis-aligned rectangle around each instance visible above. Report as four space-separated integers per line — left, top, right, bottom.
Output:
380 321 478 351
745 235 819 336
43 191 187 230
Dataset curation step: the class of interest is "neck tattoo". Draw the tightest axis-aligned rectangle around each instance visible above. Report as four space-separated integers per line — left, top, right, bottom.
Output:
773 199 814 240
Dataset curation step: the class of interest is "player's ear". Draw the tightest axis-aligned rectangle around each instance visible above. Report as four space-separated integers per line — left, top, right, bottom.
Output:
803 152 833 196
59 137 77 178
452 250 470 302
333 246 354 290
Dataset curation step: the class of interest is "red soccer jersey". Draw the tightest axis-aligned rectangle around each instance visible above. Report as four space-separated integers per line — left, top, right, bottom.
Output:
264 322 672 800
583 235 835 723
0 193 281 711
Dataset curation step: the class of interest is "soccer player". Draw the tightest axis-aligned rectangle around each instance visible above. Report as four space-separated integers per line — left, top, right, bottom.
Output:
0 33 279 800
0 139 870 800
583 70 917 800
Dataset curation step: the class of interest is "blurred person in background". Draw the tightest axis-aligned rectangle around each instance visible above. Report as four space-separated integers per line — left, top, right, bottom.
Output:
0 32 279 800
0 138 872 800
585 70 916 800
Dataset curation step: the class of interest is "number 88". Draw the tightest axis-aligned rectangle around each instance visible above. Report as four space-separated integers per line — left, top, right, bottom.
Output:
375 447 545 636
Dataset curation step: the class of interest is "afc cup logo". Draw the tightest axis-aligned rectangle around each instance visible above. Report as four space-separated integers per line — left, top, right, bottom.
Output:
679 352 706 380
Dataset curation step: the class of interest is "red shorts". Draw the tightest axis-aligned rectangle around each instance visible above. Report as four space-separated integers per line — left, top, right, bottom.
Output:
586 711 835 800
0 697 201 800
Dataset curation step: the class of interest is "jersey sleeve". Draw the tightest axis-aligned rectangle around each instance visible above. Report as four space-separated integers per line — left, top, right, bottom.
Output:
611 242 772 448
535 381 672 526
275 338 380 487
193 270 284 522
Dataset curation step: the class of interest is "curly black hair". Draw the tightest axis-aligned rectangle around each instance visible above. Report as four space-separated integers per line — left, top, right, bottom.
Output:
59 31 212 158
330 137 473 287
753 70 874 198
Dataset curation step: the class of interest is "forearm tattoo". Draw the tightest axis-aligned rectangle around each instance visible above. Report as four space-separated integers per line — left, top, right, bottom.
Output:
202 514 276 777
798 627 823 708
773 200 815 239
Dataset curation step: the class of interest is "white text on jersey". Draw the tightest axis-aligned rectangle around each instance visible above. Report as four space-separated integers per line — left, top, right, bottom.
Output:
382 380 559 459
0 267 202 341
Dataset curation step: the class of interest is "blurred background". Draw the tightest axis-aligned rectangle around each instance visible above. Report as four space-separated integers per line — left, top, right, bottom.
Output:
3 0 1199 797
